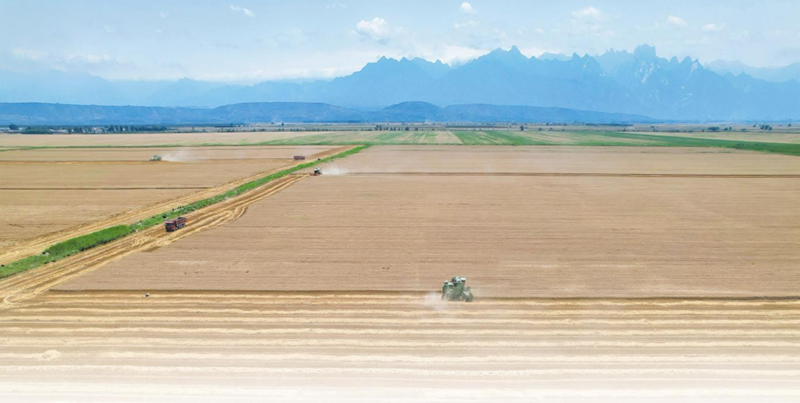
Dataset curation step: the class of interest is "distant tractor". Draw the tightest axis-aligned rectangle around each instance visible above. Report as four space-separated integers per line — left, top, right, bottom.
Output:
150 155 162 161
294 155 306 160
165 216 187 232
442 276 474 302
311 168 322 176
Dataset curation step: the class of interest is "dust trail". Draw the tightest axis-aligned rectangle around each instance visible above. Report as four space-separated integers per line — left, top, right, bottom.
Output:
322 163 349 176
160 149 197 162
423 292 448 311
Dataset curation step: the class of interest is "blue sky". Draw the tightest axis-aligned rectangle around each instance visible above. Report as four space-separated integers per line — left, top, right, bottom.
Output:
1 0 799 82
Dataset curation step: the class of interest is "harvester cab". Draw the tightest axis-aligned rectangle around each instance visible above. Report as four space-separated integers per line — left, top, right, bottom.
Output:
441 276 474 302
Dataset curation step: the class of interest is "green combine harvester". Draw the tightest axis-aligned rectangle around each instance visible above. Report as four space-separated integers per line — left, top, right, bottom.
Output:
441 276 474 302
150 155 162 161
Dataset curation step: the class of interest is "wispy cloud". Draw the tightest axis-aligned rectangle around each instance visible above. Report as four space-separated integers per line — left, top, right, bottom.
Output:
459 2 476 14
702 23 725 32
326 2 347 9
11 48 48 61
65 53 114 64
454 20 478 30
159 11 168 19
230 5 255 17
667 15 688 27
572 6 601 20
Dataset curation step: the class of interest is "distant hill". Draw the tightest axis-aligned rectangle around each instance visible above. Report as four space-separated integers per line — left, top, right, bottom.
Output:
707 60 800 83
4 44 800 121
0 101 653 126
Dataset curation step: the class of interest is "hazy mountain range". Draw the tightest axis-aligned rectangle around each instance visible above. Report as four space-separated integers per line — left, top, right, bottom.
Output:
2 44 800 121
0 101 651 126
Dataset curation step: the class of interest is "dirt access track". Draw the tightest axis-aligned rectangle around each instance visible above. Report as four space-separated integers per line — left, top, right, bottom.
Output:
0 146 347 265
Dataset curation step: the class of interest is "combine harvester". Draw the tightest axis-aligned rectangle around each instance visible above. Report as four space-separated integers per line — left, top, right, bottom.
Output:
150 155 162 161
311 168 322 176
442 276 474 302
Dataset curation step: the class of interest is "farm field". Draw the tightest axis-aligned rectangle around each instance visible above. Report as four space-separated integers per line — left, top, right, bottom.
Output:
0 145 336 252
1 292 799 401
319 145 800 175
636 130 800 144
60 146 800 297
0 131 329 147
2 142 800 400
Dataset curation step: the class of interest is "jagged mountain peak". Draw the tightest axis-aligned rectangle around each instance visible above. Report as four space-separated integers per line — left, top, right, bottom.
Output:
633 44 658 60
3 44 800 120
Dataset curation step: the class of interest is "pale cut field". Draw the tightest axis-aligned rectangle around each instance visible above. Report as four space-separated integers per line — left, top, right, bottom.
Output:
0 131 326 147
0 145 335 249
0 189 187 249
255 130 463 145
1 292 799 402
636 130 800 144
0 146 334 161
0 131 463 147
324 145 800 175
61 147 800 297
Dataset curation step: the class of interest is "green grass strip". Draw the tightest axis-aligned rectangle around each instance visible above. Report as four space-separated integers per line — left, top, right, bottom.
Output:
0 145 368 279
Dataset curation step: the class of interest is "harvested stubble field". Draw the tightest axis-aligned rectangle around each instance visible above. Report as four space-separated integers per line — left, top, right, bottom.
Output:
637 130 800 144
319 145 800 175
0 145 336 253
0 132 329 147
60 146 800 297
1 292 799 401
3 142 800 400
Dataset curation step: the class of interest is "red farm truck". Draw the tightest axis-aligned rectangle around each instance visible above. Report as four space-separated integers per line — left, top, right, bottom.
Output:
165 216 187 232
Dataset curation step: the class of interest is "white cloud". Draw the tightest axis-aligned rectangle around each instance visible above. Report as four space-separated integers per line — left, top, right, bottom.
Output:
572 6 601 19
667 15 687 27
355 17 393 42
702 23 724 32
326 2 347 9
103 25 116 34
155 28 164 35
459 2 476 14
435 45 487 65
230 5 255 17
159 11 168 19
454 20 478 29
